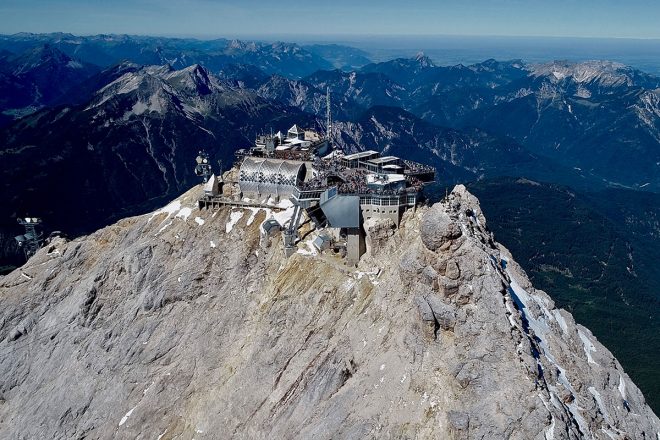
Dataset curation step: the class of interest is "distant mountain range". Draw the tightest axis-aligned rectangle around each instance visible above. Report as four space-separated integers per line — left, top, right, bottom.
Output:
0 33 342 77
1 34 658 194
259 54 660 191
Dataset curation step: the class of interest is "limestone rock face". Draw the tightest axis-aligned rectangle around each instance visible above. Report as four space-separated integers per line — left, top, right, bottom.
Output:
0 185 658 439
420 205 462 251
364 217 396 256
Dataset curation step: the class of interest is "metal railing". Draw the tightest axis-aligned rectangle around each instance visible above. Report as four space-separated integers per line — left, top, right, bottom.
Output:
293 185 419 207
292 187 326 201
356 193 417 207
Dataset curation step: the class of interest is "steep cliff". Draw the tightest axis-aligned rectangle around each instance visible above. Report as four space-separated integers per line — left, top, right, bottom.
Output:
0 186 657 439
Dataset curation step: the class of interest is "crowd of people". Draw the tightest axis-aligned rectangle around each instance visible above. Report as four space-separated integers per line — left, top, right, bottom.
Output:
403 159 435 177
293 154 428 199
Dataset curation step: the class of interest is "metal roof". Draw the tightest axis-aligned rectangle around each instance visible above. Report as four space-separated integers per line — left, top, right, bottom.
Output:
367 173 406 184
239 157 306 197
312 234 332 251
203 174 220 195
320 195 360 228
368 156 400 165
261 218 281 234
287 124 303 134
343 150 379 161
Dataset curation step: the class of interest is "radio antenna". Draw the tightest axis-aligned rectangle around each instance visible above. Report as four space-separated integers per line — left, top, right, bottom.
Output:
326 86 332 145
194 150 213 183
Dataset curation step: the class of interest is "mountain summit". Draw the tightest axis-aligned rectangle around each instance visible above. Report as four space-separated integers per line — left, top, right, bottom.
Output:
0 185 657 438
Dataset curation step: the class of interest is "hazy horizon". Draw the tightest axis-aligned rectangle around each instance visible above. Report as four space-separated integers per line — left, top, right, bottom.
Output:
5 31 660 42
5 31 659 75
2 0 660 39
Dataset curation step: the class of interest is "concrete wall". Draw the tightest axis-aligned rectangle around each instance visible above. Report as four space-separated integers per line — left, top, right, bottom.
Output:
360 204 403 227
346 227 365 265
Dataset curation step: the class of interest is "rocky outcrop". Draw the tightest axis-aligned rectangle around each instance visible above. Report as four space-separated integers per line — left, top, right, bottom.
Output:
419 205 462 251
363 217 396 256
0 185 657 439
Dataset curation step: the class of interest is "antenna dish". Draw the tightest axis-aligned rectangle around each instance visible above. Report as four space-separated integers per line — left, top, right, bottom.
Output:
194 151 213 183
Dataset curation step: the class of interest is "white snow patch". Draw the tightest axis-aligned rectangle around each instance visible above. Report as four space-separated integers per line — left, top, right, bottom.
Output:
222 204 292 229
156 220 173 235
296 238 318 256
270 206 296 228
157 429 168 440
176 207 193 221
355 267 381 284
194 216 205 226
618 374 627 400
547 388 564 411
509 278 551 348
276 198 294 209
505 301 518 328
148 200 182 222
566 401 589 436
556 365 575 394
538 394 556 440
578 329 598 365
210 240 216 248
552 309 568 334
245 207 261 226
226 210 244 233
119 406 136 427
507 269 575 392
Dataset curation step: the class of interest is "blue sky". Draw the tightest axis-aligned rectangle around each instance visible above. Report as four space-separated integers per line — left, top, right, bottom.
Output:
0 0 659 39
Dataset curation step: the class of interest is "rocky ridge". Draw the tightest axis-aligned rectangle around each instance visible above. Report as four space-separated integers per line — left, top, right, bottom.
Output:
0 185 658 439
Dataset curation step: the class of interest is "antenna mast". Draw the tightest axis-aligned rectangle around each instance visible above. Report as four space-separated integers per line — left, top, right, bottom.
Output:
326 86 332 145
